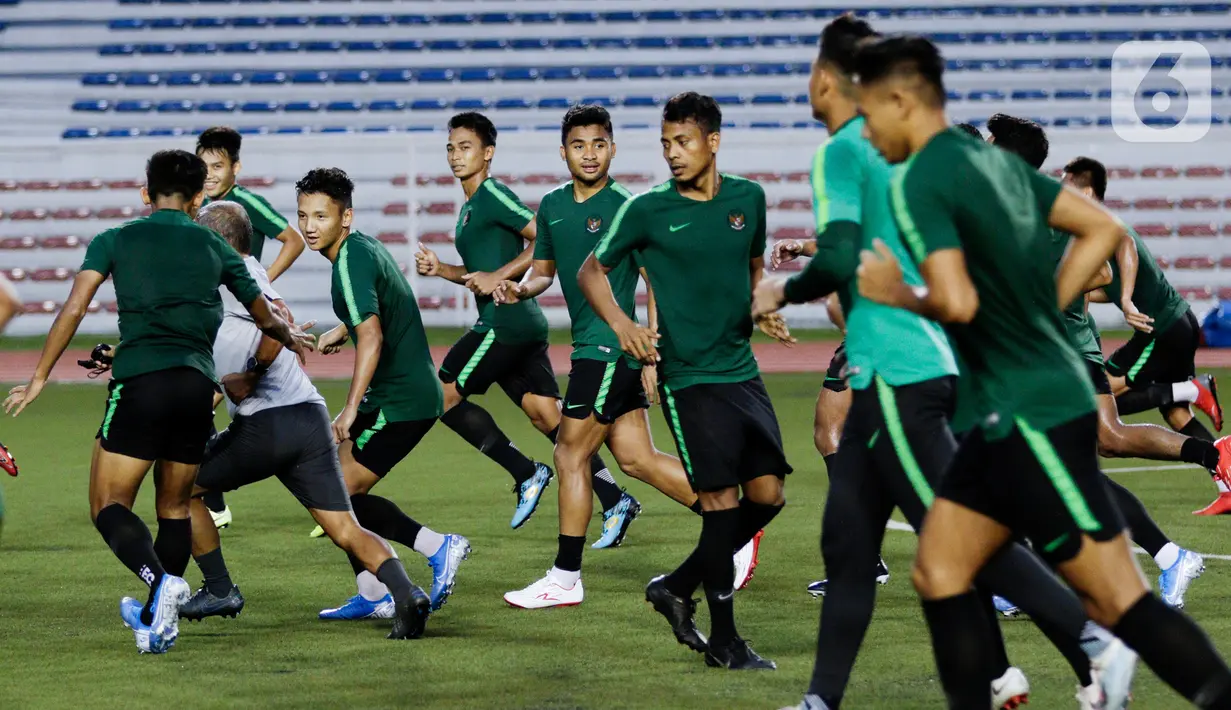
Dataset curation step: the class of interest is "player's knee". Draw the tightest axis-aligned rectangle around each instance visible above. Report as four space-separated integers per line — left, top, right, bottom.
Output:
441 382 463 411
552 442 591 477
910 555 971 600
1096 423 1129 457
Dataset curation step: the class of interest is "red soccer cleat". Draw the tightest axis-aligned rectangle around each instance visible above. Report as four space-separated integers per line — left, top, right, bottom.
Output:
0 440 16 477
734 530 764 591
1194 492 1231 516
1193 374 1223 432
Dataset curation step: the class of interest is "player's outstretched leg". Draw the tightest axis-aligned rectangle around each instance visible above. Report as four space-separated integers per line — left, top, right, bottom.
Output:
181 491 246 621
1103 477 1205 608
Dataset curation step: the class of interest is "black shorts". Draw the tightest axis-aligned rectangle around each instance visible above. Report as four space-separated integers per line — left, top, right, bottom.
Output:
197 402 350 512
823 341 849 393
349 408 436 477
659 377 792 492
1105 308 1199 386
1085 359 1112 396
97 367 216 465
938 412 1125 565
438 329 560 403
563 357 649 424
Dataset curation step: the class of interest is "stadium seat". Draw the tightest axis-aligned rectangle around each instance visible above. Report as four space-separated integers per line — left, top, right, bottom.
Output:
326 101 362 112
199 101 237 113
1133 197 1175 210
375 69 413 84
284 101 321 113
1178 286 1214 300
1178 223 1219 237
1180 198 1220 210
1141 166 1181 179
1133 223 1173 237
251 72 286 85
368 100 406 112
419 231 453 244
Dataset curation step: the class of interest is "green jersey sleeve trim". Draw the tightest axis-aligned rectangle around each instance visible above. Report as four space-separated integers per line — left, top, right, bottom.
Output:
482 180 535 224
609 182 633 199
231 186 290 233
593 195 639 264
890 157 928 264
337 240 363 326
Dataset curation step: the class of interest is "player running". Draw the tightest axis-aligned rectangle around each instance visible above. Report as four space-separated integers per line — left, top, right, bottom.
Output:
415 112 631 533
581 92 795 670
854 35 1231 708
496 105 759 608
3 150 311 653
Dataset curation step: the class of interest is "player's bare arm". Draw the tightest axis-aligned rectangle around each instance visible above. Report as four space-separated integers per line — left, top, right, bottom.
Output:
317 324 349 354
466 218 538 297
755 220 860 319
222 316 316 404
827 292 847 333
579 253 659 364
4 270 106 416
415 243 469 285
771 238 818 269
1048 186 1128 312
750 256 796 346
1112 229 1152 332
266 225 307 282
639 266 660 404
494 258 556 305
243 295 315 364
859 240 979 324
334 315 381 444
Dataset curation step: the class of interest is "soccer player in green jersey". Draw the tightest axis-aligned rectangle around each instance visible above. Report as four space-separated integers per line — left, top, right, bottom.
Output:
416 112 630 530
300 169 469 629
580 92 795 670
3 150 311 653
853 35 1231 708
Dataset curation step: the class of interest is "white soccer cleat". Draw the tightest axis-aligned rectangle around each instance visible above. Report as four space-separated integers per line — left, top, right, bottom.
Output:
992 666 1029 709
734 530 764 591
503 571 584 609
1091 637 1138 710
209 505 232 529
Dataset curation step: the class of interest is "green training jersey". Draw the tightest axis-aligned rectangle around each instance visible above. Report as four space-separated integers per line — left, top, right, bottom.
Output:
1049 229 1104 365
534 179 640 365
1103 225 1189 334
455 178 550 344
594 175 765 389
81 209 263 383
892 128 1094 438
203 184 290 262
810 117 957 390
331 231 444 422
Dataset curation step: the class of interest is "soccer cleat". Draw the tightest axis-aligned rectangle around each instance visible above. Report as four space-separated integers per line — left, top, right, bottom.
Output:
209 505 232 529
993 595 1022 618
179 585 245 621
0 440 18 476
119 596 156 654
511 462 554 529
1091 637 1138 710
779 695 830 710
591 492 641 549
704 637 777 670
734 530 764 590
309 525 326 538
427 533 470 611
318 593 396 620
147 575 191 653
645 575 708 653
503 570 584 609
807 557 889 597
1159 549 1205 609
387 585 431 640
1194 374 1223 432
991 666 1029 709
1193 491 1231 516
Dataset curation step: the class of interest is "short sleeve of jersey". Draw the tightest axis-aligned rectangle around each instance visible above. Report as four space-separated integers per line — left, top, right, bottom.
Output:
751 183 768 258
532 207 554 261
80 229 116 276
892 157 962 263
215 236 264 305
814 138 865 229
245 259 281 302
337 240 380 328
482 180 536 234
594 196 647 268
231 189 289 239
1027 169 1064 221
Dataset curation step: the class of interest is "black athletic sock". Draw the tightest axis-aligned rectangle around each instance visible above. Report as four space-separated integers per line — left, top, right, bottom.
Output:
1182 417 1217 443
1105 477 1170 556
95 503 165 626
375 558 415 606
153 517 191 578
194 547 233 597
977 589 1011 679
662 498 783 598
1181 437 1221 470
822 453 836 476
349 493 424 549
441 400 537 484
1116 386 1174 416
554 534 585 573
202 490 226 514
698 508 741 646
921 591 995 709
688 501 703 515
1114 594 1231 705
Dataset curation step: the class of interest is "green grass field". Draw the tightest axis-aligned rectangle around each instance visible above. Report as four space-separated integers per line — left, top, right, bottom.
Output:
1 372 1229 709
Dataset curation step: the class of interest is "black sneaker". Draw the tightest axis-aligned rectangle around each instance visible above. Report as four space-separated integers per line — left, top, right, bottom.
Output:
645 576 708 653
807 557 890 598
387 585 431 640
179 585 245 621
704 637 777 670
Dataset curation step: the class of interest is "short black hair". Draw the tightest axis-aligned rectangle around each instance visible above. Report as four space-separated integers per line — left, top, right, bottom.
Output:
987 114 1049 170
662 92 722 135
295 168 354 209
196 126 242 163
955 122 982 138
197 201 252 255
819 14 877 76
1064 156 1108 201
853 34 946 107
146 149 207 201
561 104 614 146
448 111 497 147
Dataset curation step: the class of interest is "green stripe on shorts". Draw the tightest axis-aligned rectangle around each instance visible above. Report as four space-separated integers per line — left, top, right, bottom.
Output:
355 410 387 450
593 362 616 416
1015 416 1101 533
1126 340 1155 382
662 384 693 481
875 375 934 507
101 383 123 439
457 331 496 388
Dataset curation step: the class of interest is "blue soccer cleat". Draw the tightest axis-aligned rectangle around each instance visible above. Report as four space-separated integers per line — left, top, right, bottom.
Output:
146 575 190 653
511 463 554 529
427 534 471 611
592 492 641 549
119 596 157 654
1159 549 1205 609
319 594 396 620
993 595 1021 618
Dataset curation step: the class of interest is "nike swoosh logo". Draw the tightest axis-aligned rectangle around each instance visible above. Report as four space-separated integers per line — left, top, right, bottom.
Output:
565 403 587 410
669 223 690 232
549 218 565 225
716 591 734 602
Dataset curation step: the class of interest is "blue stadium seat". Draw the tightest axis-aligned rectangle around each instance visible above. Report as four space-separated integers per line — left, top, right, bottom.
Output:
394 14 430 25
375 69 412 84
520 12 557 23
346 41 383 52
768 8 809 20
550 38 588 50
1097 116 1114 126
1055 31 1095 42
686 9 724 21
200 101 237 113
146 127 185 138
182 42 218 55
284 101 321 113
237 127 269 136
479 12 514 24
166 72 202 86
538 97 571 110
727 9 766 20
406 126 436 133
677 36 715 49
232 16 266 28
646 10 683 22
411 98 448 111
115 100 153 113
751 94 790 105
320 127 355 134
758 35 797 47
63 128 100 140
945 90 962 102
495 98 532 110
363 126 397 134
1141 30 1181 41
105 128 142 139
930 33 968 44
1106 4 1148 14
714 64 751 77
634 37 672 49
967 90 1006 101
714 95 744 106
387 40 424 52
665 64 707 78
472 39 507 51
562 12 598 24
794 93 809 104
326 101 362 112
1011 31 1051 43
1009 58 1050 70
581 96 617 107
275 126 309 135
334 70 370 84
542 67 580 81
429 39 467 51
1012 89 1050 100
1096 88 1113 100
752 63 792 76
593 38 632 50
124 73 160 86
503 67 539 81
291 71 328 84
1098 31 1137 42
512 38 549 50
454 98 491 110
271 15 309 27
207 72 245 85
1054 89 1094 100
583 66 624 80
356 15 393 27
459 68 496 82
968 32 1009 43
305 41 343 53
263 41 299 53
109 19 145 30
601 11 641 22
750 121 784 129
624 95 659 108
100 45 135 57
221 41 260 54
251 71 287 85
718 36 756 49
437 13 473 25
150 17 185 29
627 65 665 79
313 15 351 27
242 101 278 113
72 100 109 112
368 100 406 112
191 17 226 29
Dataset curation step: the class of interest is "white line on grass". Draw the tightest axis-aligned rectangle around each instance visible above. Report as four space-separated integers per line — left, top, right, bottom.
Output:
1103 463 1200 474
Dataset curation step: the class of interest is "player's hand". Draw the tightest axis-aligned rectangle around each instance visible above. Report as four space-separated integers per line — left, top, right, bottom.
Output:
285 322 317 365
1122 300 1155 333
221 372 258 404
612 319 660 365
751 278 788 319
415 244 440 277
272 299 294 324
857 239 908 307
318 325 349 355
641 363 659 405
491 280 523 305
332 407 358 444
771 240 804 269
4 377 46 417
756 312 798 347
463 271 503 297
